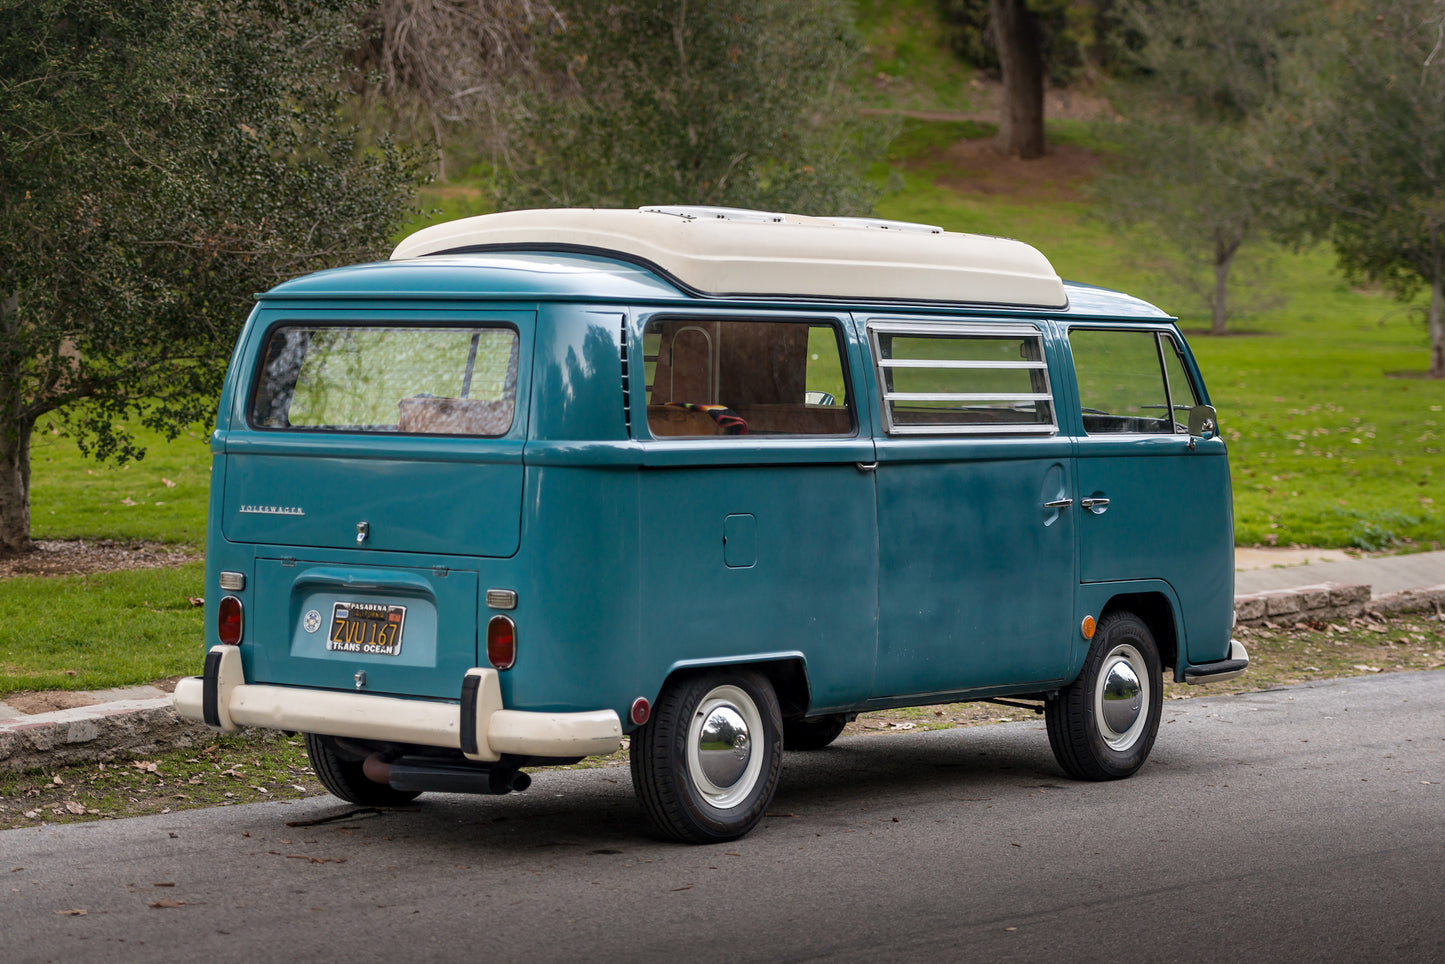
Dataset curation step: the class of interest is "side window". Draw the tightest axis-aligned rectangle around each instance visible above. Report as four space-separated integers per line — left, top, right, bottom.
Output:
644 318 853 437
1069 329 1176 435
251 325 519 436
870 323 1056 435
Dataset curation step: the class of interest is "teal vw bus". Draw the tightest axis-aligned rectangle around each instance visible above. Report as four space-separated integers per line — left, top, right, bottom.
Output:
174 207 1247 843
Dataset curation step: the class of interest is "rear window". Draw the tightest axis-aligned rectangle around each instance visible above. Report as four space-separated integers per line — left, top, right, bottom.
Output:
250 325 519 436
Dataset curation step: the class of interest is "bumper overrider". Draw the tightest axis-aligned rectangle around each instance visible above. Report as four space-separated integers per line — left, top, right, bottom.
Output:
173 646 623 763
1182 638 1251 685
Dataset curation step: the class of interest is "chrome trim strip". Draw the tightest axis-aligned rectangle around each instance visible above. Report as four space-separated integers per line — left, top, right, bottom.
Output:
884 391 1054 402
879 358 1047 370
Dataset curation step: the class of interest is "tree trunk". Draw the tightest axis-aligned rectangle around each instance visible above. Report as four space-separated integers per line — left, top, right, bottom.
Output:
990 0 1046 160
1211 228 1241 336
1 289 33 554
1431 260 1445 379
0 417 33 555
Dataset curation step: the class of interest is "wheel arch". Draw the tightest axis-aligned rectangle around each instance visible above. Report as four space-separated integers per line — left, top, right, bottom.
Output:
1099 591 1179 674
655 654 811 721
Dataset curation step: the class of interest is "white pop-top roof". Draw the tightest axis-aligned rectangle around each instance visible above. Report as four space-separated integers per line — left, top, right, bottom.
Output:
389 206 1067 308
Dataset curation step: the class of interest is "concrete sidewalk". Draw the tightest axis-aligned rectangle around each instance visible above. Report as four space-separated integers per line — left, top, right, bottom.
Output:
4 550 1444 774
1236 548 1445 596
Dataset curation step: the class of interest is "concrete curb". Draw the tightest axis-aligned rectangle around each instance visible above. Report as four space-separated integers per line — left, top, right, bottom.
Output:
1234 583 1445 628
0 696 214 774
3 581 1443 776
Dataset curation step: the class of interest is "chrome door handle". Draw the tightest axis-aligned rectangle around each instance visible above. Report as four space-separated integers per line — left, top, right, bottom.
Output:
1080 497 1110 514
856 462 878 473
1043 498 1073 509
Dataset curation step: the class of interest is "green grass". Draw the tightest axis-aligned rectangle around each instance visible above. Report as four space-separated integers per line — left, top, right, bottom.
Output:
27 421 211 546
852 0 980 114
0 564 205 695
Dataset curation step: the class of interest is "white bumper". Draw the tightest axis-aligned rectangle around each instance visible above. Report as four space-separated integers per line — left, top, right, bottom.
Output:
173 646 623 763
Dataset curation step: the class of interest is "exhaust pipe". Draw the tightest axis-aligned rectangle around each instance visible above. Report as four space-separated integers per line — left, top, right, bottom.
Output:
362 753 392 785
361 753 531 796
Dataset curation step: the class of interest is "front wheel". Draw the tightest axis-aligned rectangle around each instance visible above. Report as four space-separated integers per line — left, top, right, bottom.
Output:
1046 612 1163 780
630 670 783 843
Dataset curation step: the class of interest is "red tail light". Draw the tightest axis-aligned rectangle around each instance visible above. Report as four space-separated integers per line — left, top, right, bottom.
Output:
217 595 244 645
487 615 516 670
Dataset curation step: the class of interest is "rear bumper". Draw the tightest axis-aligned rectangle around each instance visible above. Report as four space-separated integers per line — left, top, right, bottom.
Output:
1183 638 1250 685
173 646 623 763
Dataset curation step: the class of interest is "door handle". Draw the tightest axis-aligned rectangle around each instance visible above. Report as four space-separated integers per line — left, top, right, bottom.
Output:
1043 498 1073 509
856 462 878 473
1080 496 1110 514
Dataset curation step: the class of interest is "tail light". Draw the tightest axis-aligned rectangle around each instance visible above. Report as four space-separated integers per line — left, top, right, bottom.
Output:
487 615 516 670
218 595 244 645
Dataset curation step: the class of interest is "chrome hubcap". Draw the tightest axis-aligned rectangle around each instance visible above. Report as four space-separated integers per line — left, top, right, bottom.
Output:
697 705 751 788
687 685 763 809
1095 643 1149 751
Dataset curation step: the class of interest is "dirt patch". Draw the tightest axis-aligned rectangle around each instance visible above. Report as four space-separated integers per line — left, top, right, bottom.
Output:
932 137 1103 203
3 691 99 714
0 539 200 578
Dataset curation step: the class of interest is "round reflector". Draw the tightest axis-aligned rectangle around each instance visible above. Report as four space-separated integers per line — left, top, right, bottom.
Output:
630 697 651 726
218 595 244 645
1080 615 1097 640
487 615 516 670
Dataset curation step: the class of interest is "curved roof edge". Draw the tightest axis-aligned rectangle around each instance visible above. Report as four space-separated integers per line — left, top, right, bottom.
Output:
390 207 1068 310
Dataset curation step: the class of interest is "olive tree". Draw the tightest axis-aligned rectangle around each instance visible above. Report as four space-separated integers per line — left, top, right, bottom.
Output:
1268 0 1445 377
498 0 887 215
0 0 426 553
1092 0 1310 333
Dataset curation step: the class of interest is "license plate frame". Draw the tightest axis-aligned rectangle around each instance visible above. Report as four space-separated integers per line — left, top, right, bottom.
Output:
326 601 407 656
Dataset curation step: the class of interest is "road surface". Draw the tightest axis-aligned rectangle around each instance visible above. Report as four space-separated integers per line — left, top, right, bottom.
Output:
3 671 1442 963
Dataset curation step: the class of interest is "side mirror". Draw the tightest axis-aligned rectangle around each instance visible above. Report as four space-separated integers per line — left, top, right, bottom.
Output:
1187 404 1218 449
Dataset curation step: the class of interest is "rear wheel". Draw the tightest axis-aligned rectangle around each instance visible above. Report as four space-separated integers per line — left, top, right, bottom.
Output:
630 670 783 843
1046 612 1162 780
783 714 848 751
304 733 422 806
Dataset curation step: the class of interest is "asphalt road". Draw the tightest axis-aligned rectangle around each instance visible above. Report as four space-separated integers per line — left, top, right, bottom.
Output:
3 672 1442 964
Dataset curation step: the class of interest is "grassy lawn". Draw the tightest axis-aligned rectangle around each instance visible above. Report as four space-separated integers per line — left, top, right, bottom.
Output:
0 565 204 695
27 421 211 546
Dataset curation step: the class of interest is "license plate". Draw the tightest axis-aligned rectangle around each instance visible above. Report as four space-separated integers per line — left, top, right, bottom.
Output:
326 602 406 656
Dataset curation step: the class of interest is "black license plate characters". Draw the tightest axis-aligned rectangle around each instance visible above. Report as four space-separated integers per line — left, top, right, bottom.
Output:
327 602 406 656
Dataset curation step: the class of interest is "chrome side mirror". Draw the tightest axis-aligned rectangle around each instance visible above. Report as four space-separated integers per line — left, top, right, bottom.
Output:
1187 404 1218 450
